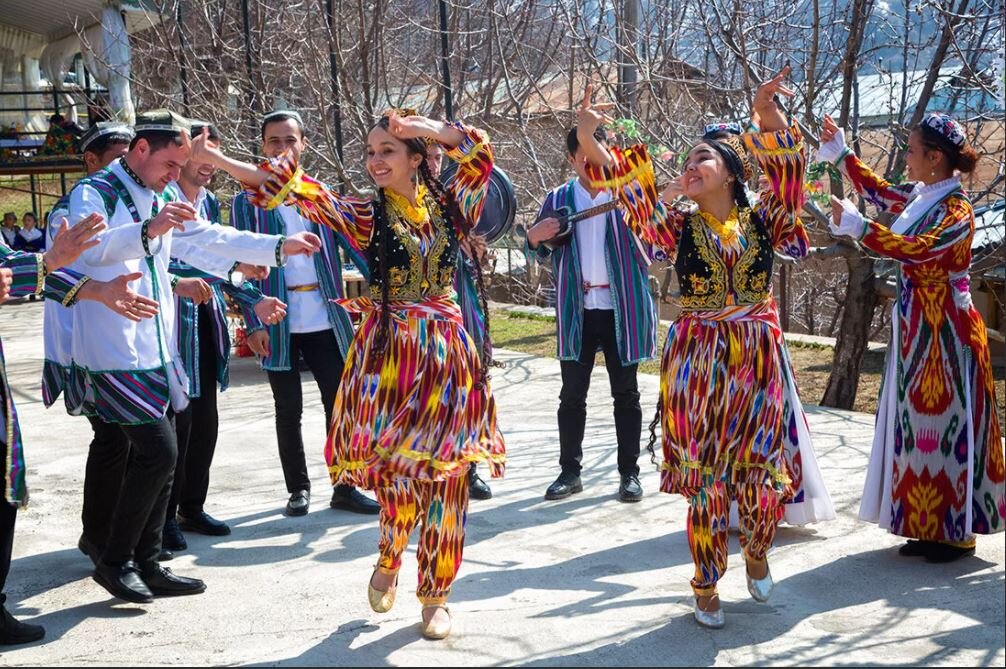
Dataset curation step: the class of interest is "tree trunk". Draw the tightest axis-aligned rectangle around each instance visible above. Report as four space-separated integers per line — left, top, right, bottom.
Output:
822 254 879 408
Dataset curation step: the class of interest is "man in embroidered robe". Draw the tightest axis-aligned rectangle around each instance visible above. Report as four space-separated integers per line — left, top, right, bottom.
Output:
65 110 322 603
2 221 160 643
525 126 658 502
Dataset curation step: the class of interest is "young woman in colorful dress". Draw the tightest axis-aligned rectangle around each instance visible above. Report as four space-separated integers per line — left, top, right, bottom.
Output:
821 112 1005 562
577 67 815 628
191 111 505 640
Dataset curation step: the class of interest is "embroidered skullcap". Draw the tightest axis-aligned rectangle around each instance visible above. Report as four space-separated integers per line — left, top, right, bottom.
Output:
702 121 742 140
134 109 191 135
920 112 966 148
80 121 134 152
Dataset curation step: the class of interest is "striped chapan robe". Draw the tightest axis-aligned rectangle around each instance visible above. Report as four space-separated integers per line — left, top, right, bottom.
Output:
526 179 659 366
1 244 91 504
169 185 266 397
230 190 363 371
63 158 286 425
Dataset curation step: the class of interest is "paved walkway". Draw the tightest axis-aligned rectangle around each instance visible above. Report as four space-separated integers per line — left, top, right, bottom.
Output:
0 300 1002 666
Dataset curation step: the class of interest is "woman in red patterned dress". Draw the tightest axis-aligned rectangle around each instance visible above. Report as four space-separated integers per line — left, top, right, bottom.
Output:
576 68 814 628
822 112 1005 562
192 111 504 640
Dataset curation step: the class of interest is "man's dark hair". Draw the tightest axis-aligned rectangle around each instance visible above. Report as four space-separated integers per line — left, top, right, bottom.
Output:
129 130 184 153
260 111 305 140
566 126 607 157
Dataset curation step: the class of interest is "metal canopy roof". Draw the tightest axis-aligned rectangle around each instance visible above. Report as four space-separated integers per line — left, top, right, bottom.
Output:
0 0 161 56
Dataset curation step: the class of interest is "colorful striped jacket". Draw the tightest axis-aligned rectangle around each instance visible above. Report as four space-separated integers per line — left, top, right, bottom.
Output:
1 244 90 505
526 180 658 366
230 191 365 371
169 188 265 397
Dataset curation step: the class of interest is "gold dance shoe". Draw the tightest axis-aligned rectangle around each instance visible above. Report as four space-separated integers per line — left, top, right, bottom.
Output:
368 567 398 613
421 605 452 640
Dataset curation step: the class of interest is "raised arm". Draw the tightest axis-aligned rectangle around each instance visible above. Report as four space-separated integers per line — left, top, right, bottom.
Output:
818 115 913 214
385 112 495 237
747 124 810 258
190 128 374 253
574 84 684 255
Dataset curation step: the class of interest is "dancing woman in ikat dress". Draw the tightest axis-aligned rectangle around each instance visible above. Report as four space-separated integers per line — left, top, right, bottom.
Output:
821 112 1005 563
576 68 826 629
191 111 504 641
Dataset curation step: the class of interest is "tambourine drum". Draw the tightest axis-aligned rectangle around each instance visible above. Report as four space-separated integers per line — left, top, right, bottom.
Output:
441 162 517 244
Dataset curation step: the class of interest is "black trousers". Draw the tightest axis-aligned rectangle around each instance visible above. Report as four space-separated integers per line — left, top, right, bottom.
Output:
171 304 221 519
82 416 130 549
102 416 177 569
557 309 641 478
0 500 14 602
266 329 345 494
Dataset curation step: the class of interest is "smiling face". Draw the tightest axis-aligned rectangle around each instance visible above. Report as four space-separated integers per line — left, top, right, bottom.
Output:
366 124 424 196
262 118 306 161
131 136 190 193
180 156 216 189
680 142 733 201
904 129 946 182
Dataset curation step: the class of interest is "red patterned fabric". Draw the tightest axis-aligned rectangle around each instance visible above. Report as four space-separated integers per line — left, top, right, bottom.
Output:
841 158 1005 540
376 474 470 605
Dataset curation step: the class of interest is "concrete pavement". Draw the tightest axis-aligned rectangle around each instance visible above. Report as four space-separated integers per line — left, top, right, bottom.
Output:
0 300 1002 666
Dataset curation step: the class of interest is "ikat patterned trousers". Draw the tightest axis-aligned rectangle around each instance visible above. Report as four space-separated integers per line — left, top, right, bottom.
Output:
375 474 470 604
687 480 783 594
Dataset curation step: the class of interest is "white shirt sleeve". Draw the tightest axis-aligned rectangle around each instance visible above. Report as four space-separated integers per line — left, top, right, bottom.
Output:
69 183 160 266
169 236 234 280
172 216 283 267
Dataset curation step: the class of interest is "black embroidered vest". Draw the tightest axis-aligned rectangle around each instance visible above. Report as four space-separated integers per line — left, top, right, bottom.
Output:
366 194 459 300
674 208 774 310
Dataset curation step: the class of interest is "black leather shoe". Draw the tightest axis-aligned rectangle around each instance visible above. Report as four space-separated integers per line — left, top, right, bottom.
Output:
618 474 643 503
140 565 206 597
330 486 380 515
93 561 154 603
0 606 45 645
924 542 976 563
286 489 310 516
78 534 100 567
178 511 231 537
469 469 493 501
162 518 187 551
157 549 175 562
898 540 938 557
544 474 583 501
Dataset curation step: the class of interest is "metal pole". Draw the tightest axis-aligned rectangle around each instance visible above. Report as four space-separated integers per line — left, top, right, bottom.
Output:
437 0 454 120
619 0 639 113
325 0 346 193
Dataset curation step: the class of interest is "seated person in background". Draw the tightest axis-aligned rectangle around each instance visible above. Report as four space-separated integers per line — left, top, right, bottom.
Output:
37 113 83 157
14 212 44 252
1 213 18 247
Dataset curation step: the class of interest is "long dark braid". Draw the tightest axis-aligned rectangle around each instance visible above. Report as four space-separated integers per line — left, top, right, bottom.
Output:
369 188 393 372
645 401 661 465
417 159 495 389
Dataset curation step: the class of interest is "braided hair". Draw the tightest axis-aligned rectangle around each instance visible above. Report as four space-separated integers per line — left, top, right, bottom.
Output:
643 135 758 465
417 158 495 389
368 116 495 387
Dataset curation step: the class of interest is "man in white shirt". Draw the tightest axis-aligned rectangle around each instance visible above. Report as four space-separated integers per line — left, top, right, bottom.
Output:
525 126 658 504
67 110 321 603
230 110 379 517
